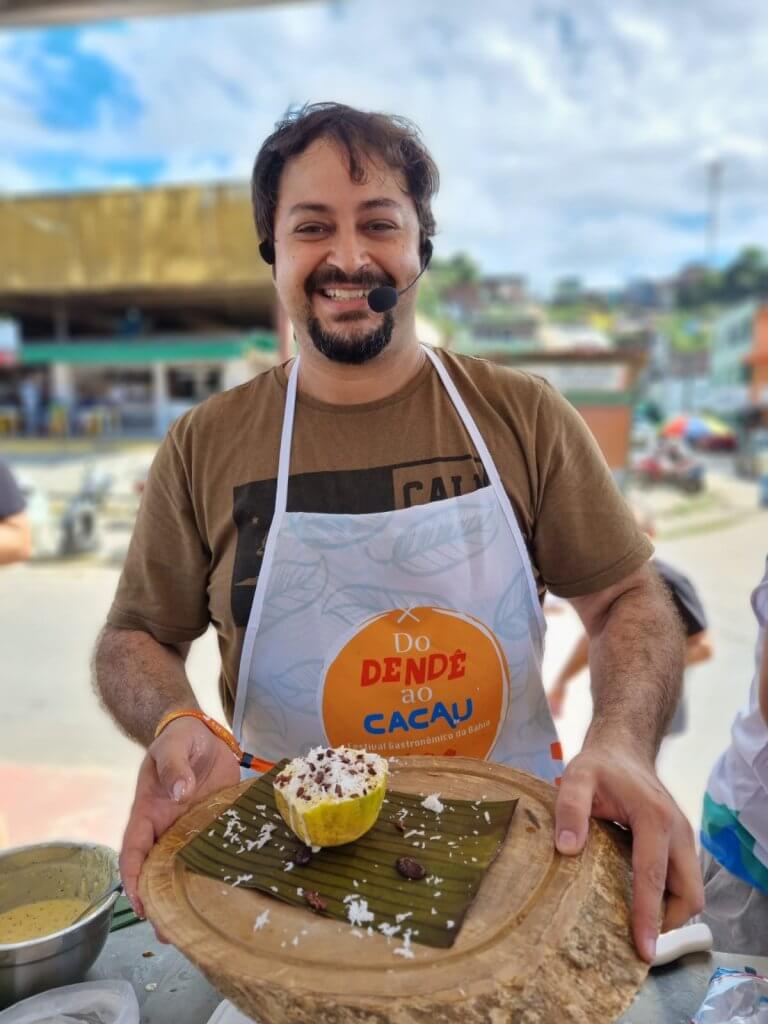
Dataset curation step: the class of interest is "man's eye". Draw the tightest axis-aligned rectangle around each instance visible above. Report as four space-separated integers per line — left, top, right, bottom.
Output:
295 224 329 235
367 222 396 232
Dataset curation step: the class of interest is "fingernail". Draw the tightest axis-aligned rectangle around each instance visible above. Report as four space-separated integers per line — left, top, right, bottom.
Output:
172 780 186 802
557 829 579 852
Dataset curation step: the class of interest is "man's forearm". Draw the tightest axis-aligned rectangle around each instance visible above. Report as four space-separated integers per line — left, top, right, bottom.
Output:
92 625 199 747
0 517 32 565
585 574 685 760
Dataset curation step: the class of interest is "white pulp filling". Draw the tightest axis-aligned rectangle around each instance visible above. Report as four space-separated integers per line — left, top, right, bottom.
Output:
274 746 387 807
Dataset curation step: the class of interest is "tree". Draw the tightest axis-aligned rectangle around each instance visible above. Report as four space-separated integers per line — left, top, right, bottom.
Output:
722 246 768 302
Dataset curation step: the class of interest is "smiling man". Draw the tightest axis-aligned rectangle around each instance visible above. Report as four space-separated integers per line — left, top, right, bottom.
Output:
93 102 702 961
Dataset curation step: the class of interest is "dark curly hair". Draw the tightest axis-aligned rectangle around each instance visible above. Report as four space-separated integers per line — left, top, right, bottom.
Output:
251 102 439 255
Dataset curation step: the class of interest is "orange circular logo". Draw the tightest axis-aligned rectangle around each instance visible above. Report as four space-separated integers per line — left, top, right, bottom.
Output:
321 606 509 759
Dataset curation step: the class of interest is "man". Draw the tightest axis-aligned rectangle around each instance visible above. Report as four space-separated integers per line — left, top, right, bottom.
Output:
0 458 31 565
93 102 702 961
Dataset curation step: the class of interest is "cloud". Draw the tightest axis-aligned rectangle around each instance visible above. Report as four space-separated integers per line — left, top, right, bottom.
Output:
1 0 767 288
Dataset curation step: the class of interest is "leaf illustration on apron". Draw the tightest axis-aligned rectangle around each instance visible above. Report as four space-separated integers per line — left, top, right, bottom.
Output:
243 690 288 749
267 659 324 715
322 584 446 626
493 569 533 645
285 514 388 550
258 556 328 635
368 503 499 576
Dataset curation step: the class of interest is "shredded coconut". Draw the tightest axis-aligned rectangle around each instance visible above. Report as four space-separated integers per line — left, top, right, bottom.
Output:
483 810 491 824
253 910 270 931
243 822 277 852
393 928 415 959
273 745 387 806
231 873 253 887
447 920 455 929
395 911 413 923
421 793 444 814
344 897 375 926
378 921 401 937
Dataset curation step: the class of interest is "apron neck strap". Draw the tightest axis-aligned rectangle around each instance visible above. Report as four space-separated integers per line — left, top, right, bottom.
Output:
275 357 300 518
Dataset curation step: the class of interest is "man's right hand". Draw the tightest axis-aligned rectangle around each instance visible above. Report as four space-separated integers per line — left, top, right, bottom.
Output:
120 718 241 918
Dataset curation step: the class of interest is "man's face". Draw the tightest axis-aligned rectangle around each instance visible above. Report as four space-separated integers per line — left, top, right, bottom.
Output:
273 138 423 364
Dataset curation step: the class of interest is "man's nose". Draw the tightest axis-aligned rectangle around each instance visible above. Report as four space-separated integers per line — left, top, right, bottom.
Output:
325 231 370 276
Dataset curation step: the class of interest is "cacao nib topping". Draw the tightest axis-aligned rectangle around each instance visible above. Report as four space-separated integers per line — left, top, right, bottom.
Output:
305 891 327 913
335 784 342 796
393 820 407 833
396 856 427 880
296 786 305 798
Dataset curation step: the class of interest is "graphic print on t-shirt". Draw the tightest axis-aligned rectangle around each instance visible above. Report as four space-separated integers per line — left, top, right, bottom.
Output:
321 605 509 759
231 454 489 626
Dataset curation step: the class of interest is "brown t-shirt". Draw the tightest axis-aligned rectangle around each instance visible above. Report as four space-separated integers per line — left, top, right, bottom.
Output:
107 348 652 719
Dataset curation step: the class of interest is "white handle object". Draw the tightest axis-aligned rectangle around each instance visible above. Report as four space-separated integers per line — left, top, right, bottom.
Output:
652 922 714 967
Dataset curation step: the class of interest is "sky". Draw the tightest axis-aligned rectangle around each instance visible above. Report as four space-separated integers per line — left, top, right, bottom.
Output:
2 0 768 289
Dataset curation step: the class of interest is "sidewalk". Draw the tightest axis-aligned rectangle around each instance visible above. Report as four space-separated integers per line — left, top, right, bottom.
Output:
628 471 763 540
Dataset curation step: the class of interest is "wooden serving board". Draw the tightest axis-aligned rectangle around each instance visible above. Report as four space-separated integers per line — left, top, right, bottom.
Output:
141 756 648 1024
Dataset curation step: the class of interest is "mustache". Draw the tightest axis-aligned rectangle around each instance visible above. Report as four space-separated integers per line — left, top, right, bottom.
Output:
305 267 396 295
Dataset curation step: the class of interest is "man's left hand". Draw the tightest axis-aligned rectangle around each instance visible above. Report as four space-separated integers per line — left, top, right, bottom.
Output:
553 741 704 962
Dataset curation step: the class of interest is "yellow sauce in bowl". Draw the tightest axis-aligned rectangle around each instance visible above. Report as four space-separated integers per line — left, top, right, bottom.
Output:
0 898 90 943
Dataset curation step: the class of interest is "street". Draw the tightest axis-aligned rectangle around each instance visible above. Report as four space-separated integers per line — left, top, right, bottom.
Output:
0 450 765 855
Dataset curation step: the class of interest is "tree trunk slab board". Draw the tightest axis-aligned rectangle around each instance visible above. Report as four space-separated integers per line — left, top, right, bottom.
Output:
141 755 648 1023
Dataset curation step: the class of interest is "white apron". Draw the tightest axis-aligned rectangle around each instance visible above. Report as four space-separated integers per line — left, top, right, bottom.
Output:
233 346 563 784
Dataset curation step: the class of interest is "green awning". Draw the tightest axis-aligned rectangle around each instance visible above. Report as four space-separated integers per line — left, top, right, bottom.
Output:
21 332 277 366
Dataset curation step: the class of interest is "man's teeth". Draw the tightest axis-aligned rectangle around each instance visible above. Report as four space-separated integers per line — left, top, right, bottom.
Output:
321 288 368 300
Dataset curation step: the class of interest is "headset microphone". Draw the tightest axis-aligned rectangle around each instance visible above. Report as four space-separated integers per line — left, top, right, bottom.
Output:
367 239 433 314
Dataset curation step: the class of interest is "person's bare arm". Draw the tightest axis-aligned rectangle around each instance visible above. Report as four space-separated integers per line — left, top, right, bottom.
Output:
684 631 713 668
553 564 703 962
0 511 32 565
574 564 685 755
92 625 239 918
92 625 198 746
548 632 589 716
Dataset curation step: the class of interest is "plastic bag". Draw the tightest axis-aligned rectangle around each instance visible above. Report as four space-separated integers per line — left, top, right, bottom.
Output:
0 981 139 1024
690 967 768 1023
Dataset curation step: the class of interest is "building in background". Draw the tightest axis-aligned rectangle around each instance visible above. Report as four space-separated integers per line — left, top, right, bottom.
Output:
708 301 768 468
0 182 281 435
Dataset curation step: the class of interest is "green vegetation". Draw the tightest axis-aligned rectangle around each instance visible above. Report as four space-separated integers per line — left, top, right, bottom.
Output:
657 311 714 352
677 247 768 308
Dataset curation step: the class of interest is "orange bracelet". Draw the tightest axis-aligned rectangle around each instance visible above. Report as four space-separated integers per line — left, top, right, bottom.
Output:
153 709 275 773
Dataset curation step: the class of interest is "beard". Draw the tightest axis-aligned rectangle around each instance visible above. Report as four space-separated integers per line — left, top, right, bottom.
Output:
306 310 395 365
302 266 397 365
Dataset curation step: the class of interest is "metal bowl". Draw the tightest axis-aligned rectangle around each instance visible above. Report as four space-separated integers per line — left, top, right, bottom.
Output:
0 841 120 1008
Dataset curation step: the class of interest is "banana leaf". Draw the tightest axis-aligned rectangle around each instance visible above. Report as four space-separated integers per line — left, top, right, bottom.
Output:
179 761 518 948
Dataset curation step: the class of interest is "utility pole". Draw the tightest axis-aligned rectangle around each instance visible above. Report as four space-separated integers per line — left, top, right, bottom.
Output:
706 158 723 268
